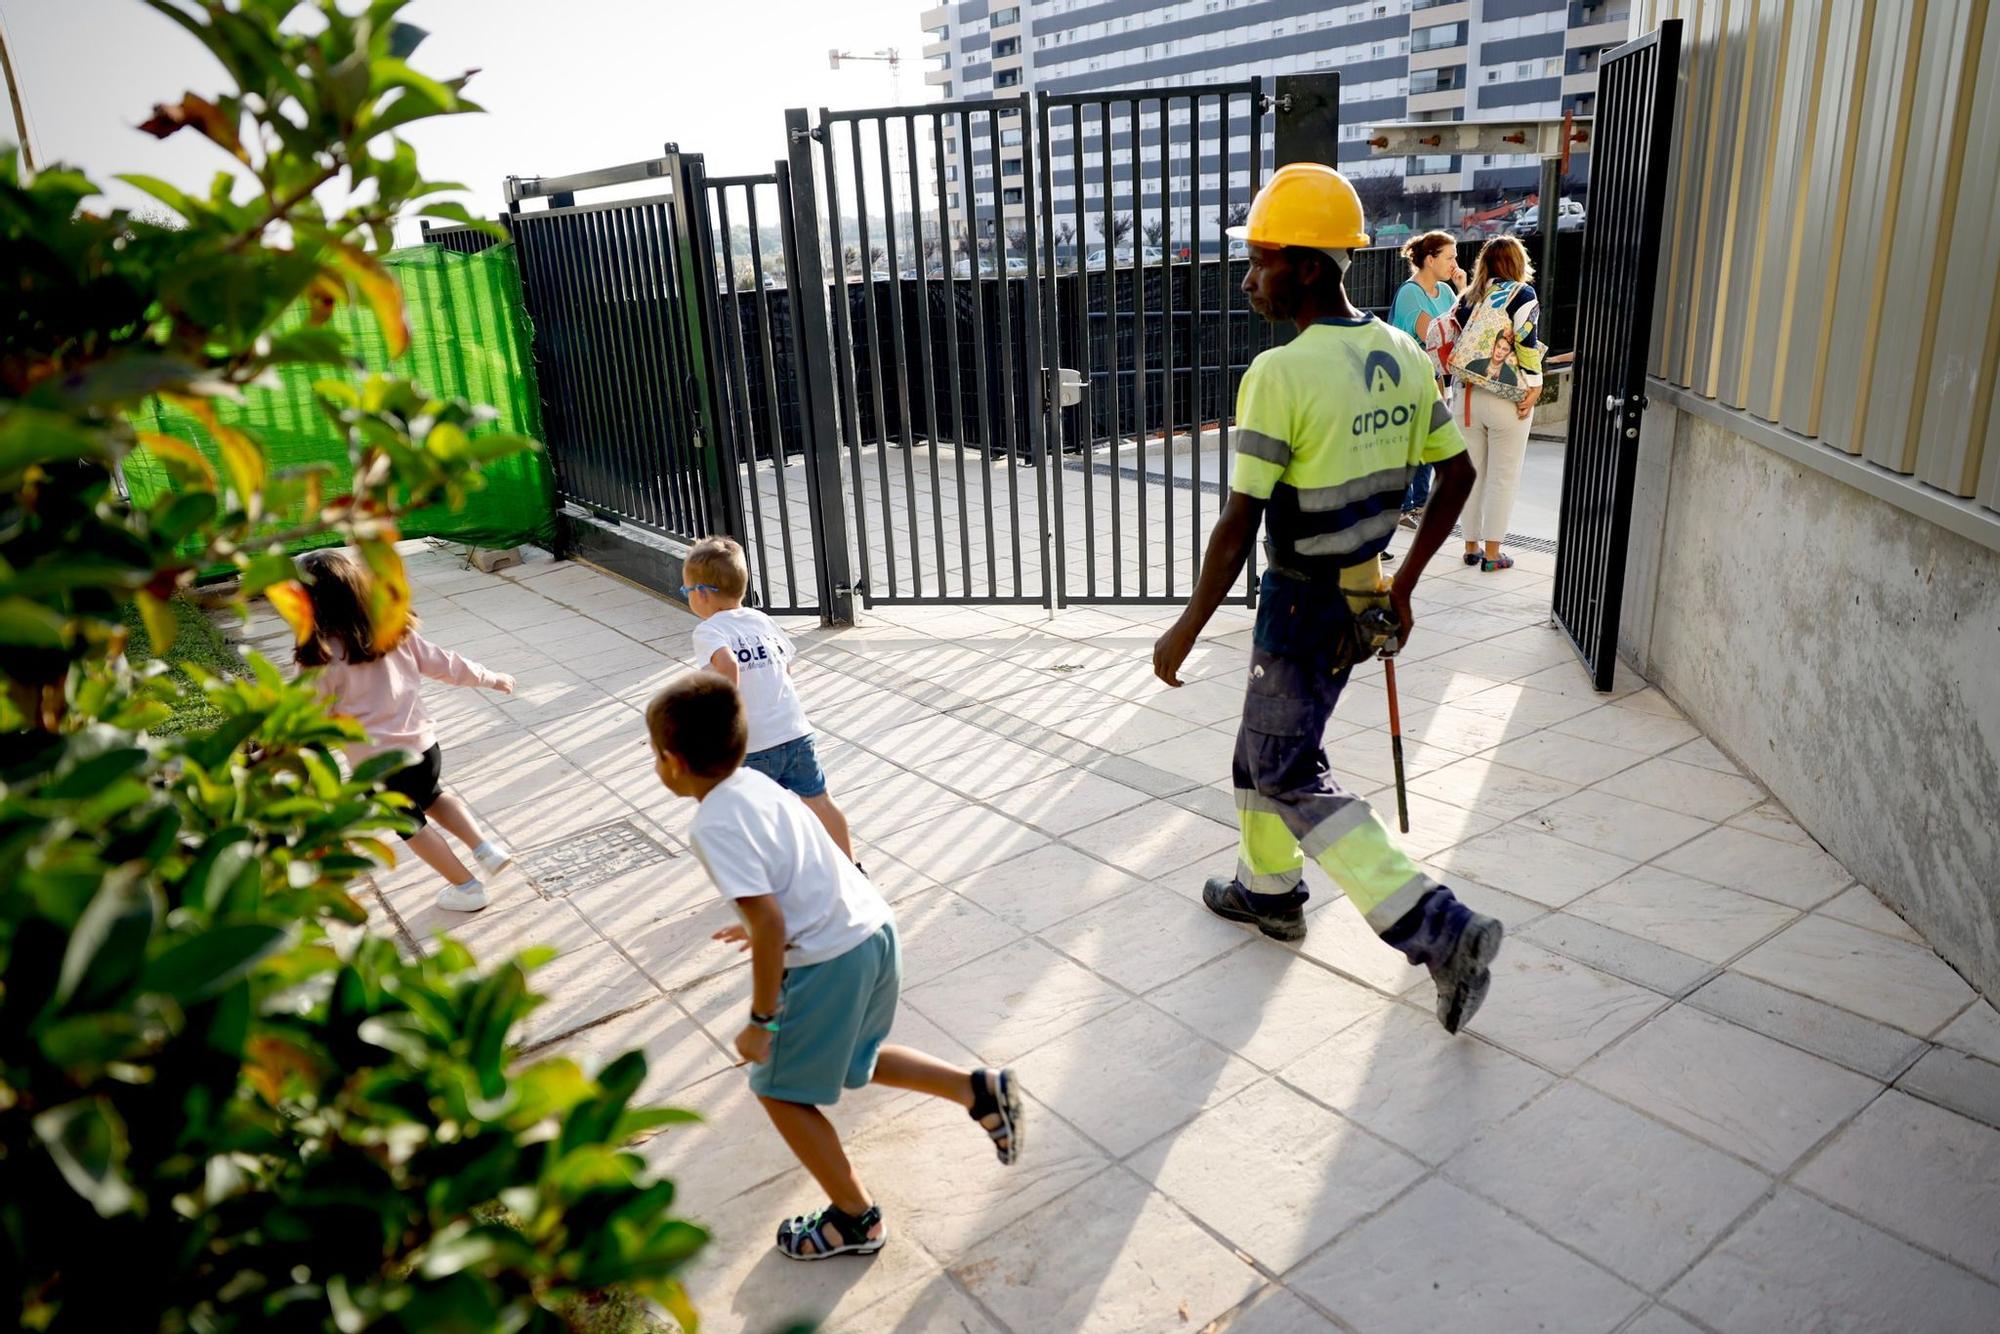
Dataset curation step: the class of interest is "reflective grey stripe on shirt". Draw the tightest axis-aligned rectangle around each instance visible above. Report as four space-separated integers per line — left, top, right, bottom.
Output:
1292 465 1412 514
1293 508 1403 557
1235 429 1292 467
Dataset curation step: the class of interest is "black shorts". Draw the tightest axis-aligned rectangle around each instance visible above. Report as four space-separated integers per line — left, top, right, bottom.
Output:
384 743 444 837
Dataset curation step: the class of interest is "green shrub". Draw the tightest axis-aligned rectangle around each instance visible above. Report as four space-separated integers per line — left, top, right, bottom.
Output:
0 2 705 1327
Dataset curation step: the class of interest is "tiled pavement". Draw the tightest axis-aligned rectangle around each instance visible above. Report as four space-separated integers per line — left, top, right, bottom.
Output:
297 537 2000 1334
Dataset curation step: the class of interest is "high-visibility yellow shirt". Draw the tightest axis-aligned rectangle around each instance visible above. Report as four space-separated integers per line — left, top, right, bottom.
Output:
1230 316 1466 576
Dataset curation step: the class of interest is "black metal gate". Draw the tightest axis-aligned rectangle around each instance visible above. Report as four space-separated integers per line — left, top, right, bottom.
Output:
1551 21 1682 690
1036 81 1268 605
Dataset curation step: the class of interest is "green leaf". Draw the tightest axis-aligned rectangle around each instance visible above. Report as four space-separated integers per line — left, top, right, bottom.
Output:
385 20 429 59
240 552 298 599
264 326 350 366
136 592 179 657
114 171 202 221
46 746 151 800
184 831 259 915
54 869 155 1010
141 923 293 1003
33 1098 138 1217
182 710 266 771
0 596 68 649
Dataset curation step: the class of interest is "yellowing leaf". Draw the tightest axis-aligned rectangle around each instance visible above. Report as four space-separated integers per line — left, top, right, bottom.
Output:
266 581 315 646
135 431 216 487
305 271 345 326
330 245 409 359
212 423 265 503
655 1280 700 1334
357 536 410 653
245 1036 321 1104
135 591 178 655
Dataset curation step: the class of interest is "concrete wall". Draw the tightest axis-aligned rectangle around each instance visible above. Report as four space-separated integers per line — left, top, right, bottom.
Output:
1623 408 2000 998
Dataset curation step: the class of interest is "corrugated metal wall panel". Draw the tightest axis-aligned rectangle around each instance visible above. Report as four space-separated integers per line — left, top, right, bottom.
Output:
1712 0 1788 409
1645 0 1684 380
1860 0 1978 474
1912 0 1998 499
1656 0 1718 387
1682 0 1751 394
1777 0 1872 439
1821 0 1923 457
1743 0 1828 422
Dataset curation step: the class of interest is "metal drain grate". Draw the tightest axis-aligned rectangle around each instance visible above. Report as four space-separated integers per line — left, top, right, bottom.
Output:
516 820 674 897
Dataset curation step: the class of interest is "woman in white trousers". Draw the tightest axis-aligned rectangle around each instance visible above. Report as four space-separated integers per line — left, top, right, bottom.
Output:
1450 237 1545 572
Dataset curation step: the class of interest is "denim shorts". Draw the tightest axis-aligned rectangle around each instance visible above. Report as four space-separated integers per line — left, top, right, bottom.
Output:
743 733 828 799
749 923 900 1105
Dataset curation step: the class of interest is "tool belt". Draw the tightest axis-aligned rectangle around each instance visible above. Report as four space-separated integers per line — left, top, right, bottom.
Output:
1259 549 1399 668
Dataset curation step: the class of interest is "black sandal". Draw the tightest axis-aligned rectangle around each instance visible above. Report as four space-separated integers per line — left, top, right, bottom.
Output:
969 1068 1024 1165
775 1202 886 1260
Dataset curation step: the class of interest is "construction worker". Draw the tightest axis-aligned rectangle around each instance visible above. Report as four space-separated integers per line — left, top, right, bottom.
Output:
1152 164 1502 1033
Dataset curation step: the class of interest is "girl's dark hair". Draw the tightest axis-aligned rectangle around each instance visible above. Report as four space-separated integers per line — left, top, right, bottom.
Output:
1402 230 1457 271
293 547 416 667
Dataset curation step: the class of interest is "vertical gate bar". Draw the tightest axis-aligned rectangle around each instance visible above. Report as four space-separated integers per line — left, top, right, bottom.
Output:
1130 95 1148 599
650 199 705 537
1245 80 1265 603
603 205 664 531
515 220 575 509
904 113 949 594
1102 101 1120 598
588 210 646 524
639 201 696 537
963 107 999 598
817 114 873 608
876 116 925 599
1189 94 1205 586
1072 103 1096 599
847 119 899 598
1160 93 1176 598
932 112 972 600
746 184 803 605
1037 93 1068 608
666 151 745 542
781 109 854 624
1019 89 1055 611
715 188 775 607
553 213 612 519
987 106 1025 596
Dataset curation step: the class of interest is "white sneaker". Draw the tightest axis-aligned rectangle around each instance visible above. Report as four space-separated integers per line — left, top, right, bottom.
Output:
472 840 514 875
436 880 489 912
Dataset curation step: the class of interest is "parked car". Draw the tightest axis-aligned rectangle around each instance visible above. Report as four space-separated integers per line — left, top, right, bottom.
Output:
1512 199 1586 235
1005 256 1028 275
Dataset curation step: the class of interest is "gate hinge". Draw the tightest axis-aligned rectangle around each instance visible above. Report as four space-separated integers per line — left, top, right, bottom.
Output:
692 431 705 451
834 580 866 596
1260 93 1293 114
790 126 823 144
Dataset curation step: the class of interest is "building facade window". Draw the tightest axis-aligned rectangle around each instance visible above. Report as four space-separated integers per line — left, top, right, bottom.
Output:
993 36 1019 57
1003 186 1023 204
1411 22 1466 52
996 68 1022 87
991 5 1020 24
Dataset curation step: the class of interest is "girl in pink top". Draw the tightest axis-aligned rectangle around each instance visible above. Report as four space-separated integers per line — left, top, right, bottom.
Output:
296 548 518 912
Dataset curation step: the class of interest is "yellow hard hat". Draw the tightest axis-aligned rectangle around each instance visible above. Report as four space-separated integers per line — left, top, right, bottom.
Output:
1227 163 1370 251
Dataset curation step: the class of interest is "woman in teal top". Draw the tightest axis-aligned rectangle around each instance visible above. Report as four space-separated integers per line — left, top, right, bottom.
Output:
1392 231 1465 523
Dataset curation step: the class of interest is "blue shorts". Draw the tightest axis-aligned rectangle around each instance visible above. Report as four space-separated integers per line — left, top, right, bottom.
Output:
749 923 901 1105
744 733 828 799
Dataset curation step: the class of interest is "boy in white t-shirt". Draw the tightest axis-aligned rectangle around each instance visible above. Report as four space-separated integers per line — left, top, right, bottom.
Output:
682 535 853 861
646 674 1023 1261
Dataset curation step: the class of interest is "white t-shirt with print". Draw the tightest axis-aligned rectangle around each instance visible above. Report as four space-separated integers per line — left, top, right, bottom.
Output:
689 769 891 967
691 607 811 753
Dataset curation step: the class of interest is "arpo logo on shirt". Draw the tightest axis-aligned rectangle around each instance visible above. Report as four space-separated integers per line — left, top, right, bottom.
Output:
1353 403 1416 434
1364 349 1403 392
735 643 772 664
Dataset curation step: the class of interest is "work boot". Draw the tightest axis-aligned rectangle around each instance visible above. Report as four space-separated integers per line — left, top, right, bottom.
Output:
1202 876 1308 942
1430 912 1504 1035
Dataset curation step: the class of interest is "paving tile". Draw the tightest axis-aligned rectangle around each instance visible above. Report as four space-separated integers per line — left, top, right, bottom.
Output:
1016 999 1263 1158
1655 826 1854 910
1937 1000 2000 1063
1480 730 1649 785
954 843 1151 934
984 768 1152 835
835 767 972 840
1683 971 1928 1082
907 937 1129 1064
1130 1078 1424 1272
1280 1003 1553 1163
1320 727 1458 789
1429 824 1636 908
1667 1189 2000 1334
952 1168 1262 1333
1200 1285 1338 1333
1724 799 1817 847
1816 883 1925 945
1147 946 1391 1072
1446 679 1605 730
1592 755 1765 822
1896 1046 2000 1130
1520 788 1714 862
1041 885 1246 993
617 899 744 992
403 891 602 960
1368 791 1503 860
636 1070 820 1217
1517 911 1714 996
1797 1089 2000 1280
1064 799 1238 882
1662 735 1743 774
1550 702 1702 754
1288 889 1429 992
514 940 659 1049
1733 914 1977 1036
844 1091 1111 1254
1444 1082 1769 1292
1465 941 1664 1072
1291 1177 1643 1334
1578 1005 1882 1172
891 887 1023 987
872 805 1053 881
547 996 734 1105
1567 866 1799 964
1400 701 1533 756
1124 726 1236 787
1052 701 1207 754
1513 657 1647 699
1622 1306 1704 1334
1404 755 1583 821
918 736 1071 799
864 712 1003 766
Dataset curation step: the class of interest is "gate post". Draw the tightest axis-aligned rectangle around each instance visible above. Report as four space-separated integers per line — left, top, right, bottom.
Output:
1271 72 1341 168
665 147 748 547
781 109 856 626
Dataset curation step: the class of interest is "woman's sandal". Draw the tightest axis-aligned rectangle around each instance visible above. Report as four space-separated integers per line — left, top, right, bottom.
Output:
775 1202 887 1261
969 1067 1024 1166
1463 549 1481 566
1480 553 1515 572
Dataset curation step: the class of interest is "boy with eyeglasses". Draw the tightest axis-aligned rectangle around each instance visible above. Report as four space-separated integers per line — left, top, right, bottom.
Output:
682 535 854 861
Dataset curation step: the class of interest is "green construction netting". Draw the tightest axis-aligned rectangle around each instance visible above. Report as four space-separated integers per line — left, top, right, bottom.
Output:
124 242 554 553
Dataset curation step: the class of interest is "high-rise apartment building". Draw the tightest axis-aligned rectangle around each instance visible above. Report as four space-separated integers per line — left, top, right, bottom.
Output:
919 0 1629 239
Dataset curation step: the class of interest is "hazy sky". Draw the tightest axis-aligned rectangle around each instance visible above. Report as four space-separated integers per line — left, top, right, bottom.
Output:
2 0 930 239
